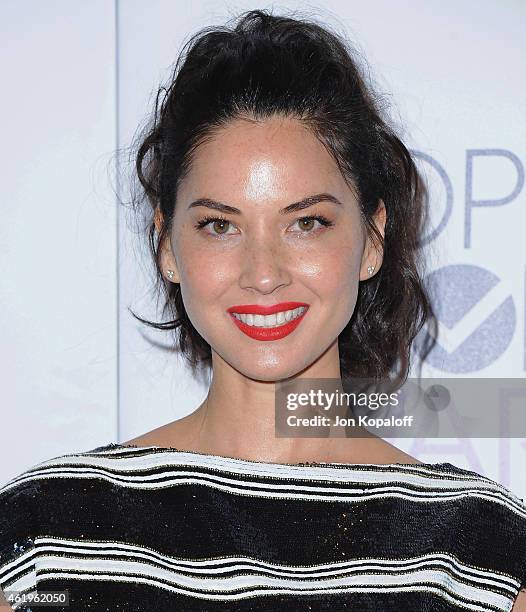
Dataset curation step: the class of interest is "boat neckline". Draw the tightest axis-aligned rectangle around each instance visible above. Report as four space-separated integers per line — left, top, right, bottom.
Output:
106 442 451 470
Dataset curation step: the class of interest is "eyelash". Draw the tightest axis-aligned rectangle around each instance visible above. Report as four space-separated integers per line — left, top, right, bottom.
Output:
194 214 335 238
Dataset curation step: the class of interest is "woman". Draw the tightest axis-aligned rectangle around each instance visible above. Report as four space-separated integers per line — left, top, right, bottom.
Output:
1 9 525 611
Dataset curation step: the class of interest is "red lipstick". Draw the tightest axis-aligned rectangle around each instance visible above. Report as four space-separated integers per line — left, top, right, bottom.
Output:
227 302 309 341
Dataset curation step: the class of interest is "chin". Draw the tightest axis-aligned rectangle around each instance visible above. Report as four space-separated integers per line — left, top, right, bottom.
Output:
225 350 317 383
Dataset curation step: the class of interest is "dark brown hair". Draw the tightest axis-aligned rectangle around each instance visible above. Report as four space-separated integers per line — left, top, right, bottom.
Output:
127 8 437 384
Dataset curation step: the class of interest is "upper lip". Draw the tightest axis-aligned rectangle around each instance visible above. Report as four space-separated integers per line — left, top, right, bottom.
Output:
227 302 309 315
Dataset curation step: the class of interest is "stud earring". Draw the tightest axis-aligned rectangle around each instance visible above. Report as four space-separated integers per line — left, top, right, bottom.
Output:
166 270 174 280
367 265 375 275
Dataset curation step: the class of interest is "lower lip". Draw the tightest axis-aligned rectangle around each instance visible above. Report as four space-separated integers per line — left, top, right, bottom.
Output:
229 309 308 341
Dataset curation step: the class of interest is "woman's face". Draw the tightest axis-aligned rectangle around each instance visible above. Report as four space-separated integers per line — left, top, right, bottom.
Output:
159 116 384 381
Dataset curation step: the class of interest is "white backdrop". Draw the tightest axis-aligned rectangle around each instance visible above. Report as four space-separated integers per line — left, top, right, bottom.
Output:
1 1 525 497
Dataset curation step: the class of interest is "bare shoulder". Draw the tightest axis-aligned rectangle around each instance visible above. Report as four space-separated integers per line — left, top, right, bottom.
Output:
0 587 10 609
512 587 526 611
378 442 423 465
331 434 424 465
369 434 424 464
123 421 188 448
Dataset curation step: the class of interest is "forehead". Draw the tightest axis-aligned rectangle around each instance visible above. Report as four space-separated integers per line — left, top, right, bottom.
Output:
178 116 350 203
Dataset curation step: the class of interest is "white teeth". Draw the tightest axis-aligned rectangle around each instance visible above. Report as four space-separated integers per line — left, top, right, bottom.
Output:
233 307 306 328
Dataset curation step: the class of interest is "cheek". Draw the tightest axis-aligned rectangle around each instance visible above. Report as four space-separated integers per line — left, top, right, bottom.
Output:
174 223 364 302
172 229 229 293
176 244 233 318
296 240 363 295
180 260 231 302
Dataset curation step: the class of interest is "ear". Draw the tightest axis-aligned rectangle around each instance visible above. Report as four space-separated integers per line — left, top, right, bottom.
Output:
154 207 180 283
359 199 386 281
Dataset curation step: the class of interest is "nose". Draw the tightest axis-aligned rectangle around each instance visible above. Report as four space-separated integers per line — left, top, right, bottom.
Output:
238 232 292 295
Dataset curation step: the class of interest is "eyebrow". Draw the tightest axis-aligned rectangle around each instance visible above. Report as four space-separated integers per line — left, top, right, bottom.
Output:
187 193 343 215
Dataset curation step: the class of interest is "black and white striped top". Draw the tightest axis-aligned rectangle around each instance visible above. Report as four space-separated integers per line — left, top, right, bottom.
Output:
1 442 526 611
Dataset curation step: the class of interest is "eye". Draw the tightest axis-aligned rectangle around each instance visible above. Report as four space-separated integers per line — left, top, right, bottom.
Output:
289 215 334 234
194 215 237 238
193 213 335 239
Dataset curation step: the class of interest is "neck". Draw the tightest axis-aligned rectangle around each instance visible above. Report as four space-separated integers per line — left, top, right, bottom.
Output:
174 344 367 464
